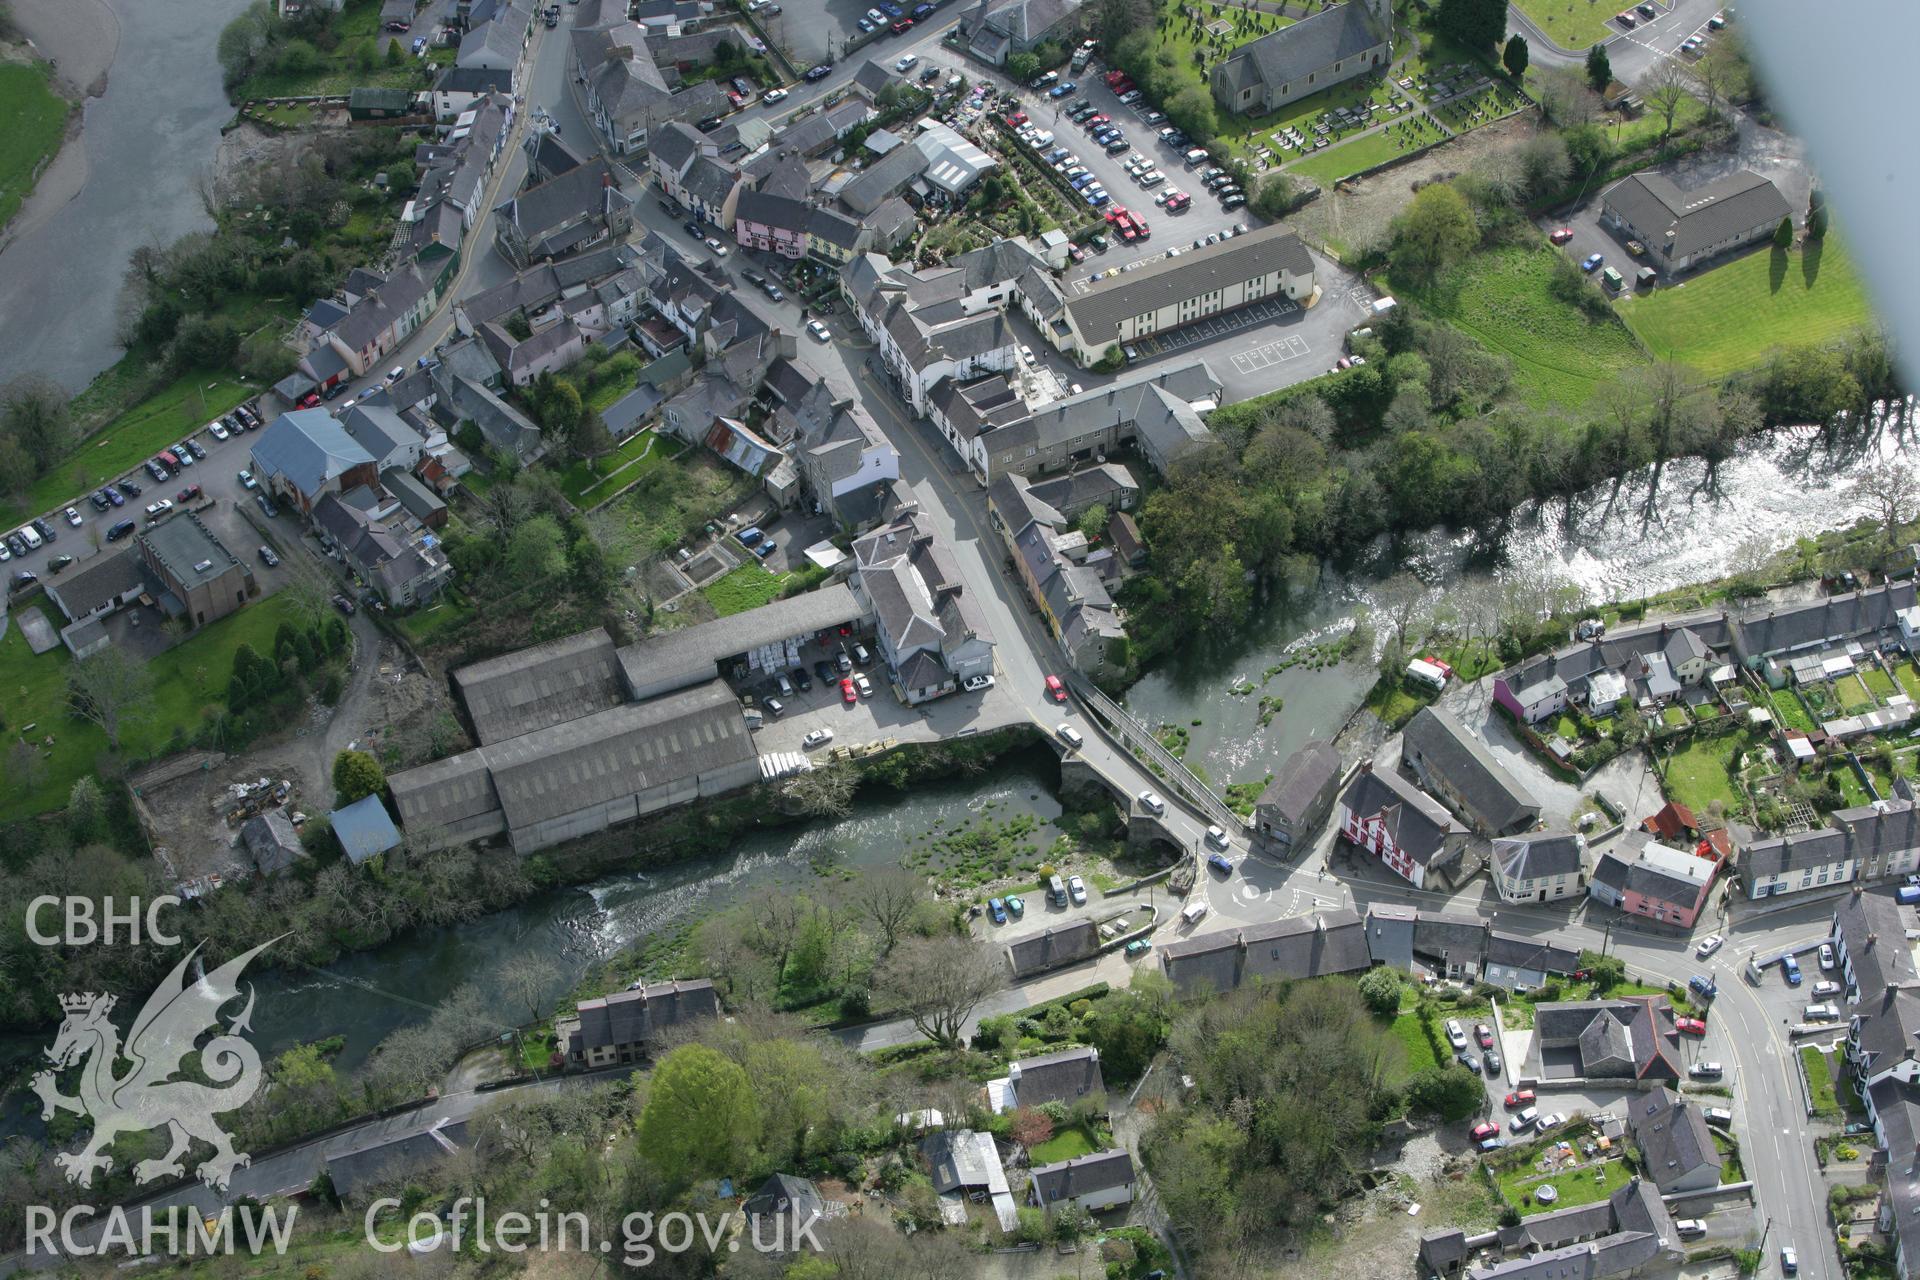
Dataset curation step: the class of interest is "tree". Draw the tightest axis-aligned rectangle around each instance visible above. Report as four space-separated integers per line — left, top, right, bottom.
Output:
572 407 612 461
785 761 859 816
1008 1107 1054 1152
1579 949 1625 993
1008 52 1040 83
506 514 567 588
216 0 277 88
1388 183 1477 285
1774 215 1793 250
332 749 386 805
384 37 403 65
1585 43 1612 92
637 1044 760 1187
65 648 155 748
845 867 928 958
1640 61 1689 140
1807 188 1829 240
498 952 561 1025
0 375 72 476
1435 0 1506 52
67 776 107 844
1075 502 1110 543
1502 34 1528 79
872 935 1004 1049
1851 461 1917 558
1535 65 1598 126
1404 1066 1483 1121
1252 172 1301 220
1358 965 1402 1014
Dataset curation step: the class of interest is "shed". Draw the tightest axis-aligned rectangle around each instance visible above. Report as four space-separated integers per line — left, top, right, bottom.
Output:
331 794 403 865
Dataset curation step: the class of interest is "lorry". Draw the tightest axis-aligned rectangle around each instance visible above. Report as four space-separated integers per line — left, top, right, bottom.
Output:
1070 38 1095 71
1406 657 1449 692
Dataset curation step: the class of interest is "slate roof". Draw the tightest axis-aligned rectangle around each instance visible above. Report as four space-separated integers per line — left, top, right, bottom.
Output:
1159 909 1371 996
1494 832 1587 883
573 978 718 1050
743 1173 823 1223
1213 0 1386 95
252 410 377 498
1734 582 1916 658
1867 1078 1920 1274
1626 1087 1720 1191
1834 887 1920 999
1602 169 1790 263
340 403 424 463
1007 1045 1105 1109
1339 765 1465 867
1006 920 1099 976
1534 997 1681 1081
46 547 145 619
1484 931 1581 977
454 627 625 745
1401 706 1540 833
326 1117 469 1201
616 583 868 696
1258 740 1343 824
241 810 303 876
1031 1150 1135 1204
436 64 515 95
1745 825 1850 880
986 361 1220 464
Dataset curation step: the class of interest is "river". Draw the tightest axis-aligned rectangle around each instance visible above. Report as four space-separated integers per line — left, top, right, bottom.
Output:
0 413 1908 1138
0 0 245 392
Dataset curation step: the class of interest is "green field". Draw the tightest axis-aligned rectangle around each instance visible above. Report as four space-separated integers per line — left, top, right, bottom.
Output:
1620 238 1877 378
1029 1121 1100 1164
0 593 304 820
1659 730 1748 819
0 62 71 233
1508 0 1617 50
1386 1010 1443 1081
1288 129 1418 185
1802 1045 1839 1118
0 372 255 528
1395 246 1647 408
556 431 685 507
1497 1153 1632 1214
236 0 452 100
701 564 791 616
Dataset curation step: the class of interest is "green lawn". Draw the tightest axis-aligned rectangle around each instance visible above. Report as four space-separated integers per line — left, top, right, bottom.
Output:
1660 731 1747 820
1029 1121 1100 1164
1386 1010 1443 1082
701 564 792 617
1661 705 1690 729
235 0 451 100
1620 238 1877 379
0 593 305 820
1802 1045 1839 1118
555 431 685 507
1609 90 1706 151
1287 128 1419 185
393 593 474 647
0 62 71 233
0 371 254 528
1836 675 1877 714
1864 667 1899 700
1393 246 1646 409
1508 0 1618 50
1769 689 1818 733
1497 1154 1632 1215
1898 664 1920 705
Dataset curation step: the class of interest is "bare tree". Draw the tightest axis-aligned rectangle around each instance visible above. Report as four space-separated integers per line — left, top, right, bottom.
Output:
1640 60 1689 140
497 951 562 1025
844 867 929 959
1534 64 1599 125
1692 37 1747 118
872 935 1005 1049
747 887 806 984
65 648 155 748
1369 572 1431 675
783 761 858 817
1850 459 1918 557
477 477 534 536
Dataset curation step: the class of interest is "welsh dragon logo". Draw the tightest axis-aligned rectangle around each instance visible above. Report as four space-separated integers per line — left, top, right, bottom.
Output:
32 939 279 1191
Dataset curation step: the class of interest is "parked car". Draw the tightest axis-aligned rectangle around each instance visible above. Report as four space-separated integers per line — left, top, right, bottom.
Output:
1504 1089 1536 1109
1805 1002 1840 1021
1455 1051 1480 1073
1820 942 1836 969
106 519 136 541
1550 226 1574 244
63 506 81 527
853 672 872 698
1674 1219 1707 1239
807 319 832 342
1675 1016 1707 1035
177 484 202 503
1580 252 1605 272
805 64 832 81
1696 934 1725 958
238 470 258 490
1782 955 1803 986
1689 1061 1724 1079
1136 790 1165 815
258 545 280 567
1474 1023 1494 1048
1444 1019 1468 1049
1067 875 1086 906
1470 1122 1499 1142
143 499 173 520
1702 1106 1733 1128
962 673 994 692
8 570 37 593
987 897 1007 924
1125 937 1151 957
1537 1112 1566 1131
1484 1050 1502 1074
101 486 124 508
840 677 858 704
1812 980 1842 998
256 494 279 518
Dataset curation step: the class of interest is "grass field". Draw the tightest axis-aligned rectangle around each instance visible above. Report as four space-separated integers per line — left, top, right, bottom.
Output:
1029 1121 1100 1164
1620 238 1877 378
1509 0 1621 49
235 0 451 100
1836 674 1877 713
702 564 791 616
1386 1010 1444 1082
1497 1154 1632 1215
1802 1045 1839 1118
1659 730 1748 820
0 372 255 528
1395 246 1646 408
0 593 304 820
556 431 685 507
1287 128 1417 185
1865 667 1900 700
0 62 71 233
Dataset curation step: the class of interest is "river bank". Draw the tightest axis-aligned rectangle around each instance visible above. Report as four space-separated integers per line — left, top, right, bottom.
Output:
0 0 107 248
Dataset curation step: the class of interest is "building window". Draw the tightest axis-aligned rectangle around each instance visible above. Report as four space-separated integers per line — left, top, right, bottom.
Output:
1308 73 1315 85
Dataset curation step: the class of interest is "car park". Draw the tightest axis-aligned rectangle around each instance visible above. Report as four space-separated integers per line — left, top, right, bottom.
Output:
1137 790 1165 815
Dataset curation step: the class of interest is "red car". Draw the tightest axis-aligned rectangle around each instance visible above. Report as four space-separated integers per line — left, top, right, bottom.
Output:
1164 192 1191 212
841 677 858 704
1045 674 1068 703
889 17 912 33
1550 227 1574 245
1504 1089 1536 1109
298 392 322 408
1676 1016 1708 1036
1086 113 1109 127
176 484 202 503
1006 110 1028 125
1104 69 1127 87
1470 1122 1499 1141
1474 1023 1494 1049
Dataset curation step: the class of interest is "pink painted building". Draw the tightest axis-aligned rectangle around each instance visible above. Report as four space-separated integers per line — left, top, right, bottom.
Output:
734 190 810 260
1335 763 1467 890
1587 831 1718 928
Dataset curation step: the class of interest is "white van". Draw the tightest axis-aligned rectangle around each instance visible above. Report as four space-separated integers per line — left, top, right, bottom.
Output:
1675 1219 1707 1238
1804 1002 1839 1021
1406 658 1449 692
1184 148 1209 167
1180 900 1209 926
17 525 42 550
